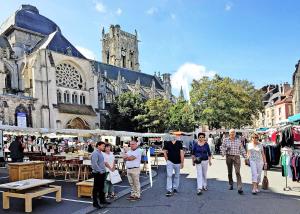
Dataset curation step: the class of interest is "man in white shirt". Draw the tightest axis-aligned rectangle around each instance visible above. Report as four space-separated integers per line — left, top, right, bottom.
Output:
123 138 141 201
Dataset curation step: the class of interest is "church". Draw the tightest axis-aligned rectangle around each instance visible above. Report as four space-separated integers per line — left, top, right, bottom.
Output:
0 5 173 130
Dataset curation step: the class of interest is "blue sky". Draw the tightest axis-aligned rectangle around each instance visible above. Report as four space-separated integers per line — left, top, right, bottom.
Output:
1 0 300 98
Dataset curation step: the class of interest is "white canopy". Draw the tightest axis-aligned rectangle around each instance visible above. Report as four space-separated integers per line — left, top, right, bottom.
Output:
0 125 169 138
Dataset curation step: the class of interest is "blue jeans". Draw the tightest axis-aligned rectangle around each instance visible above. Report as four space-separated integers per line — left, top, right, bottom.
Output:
166 160 180 192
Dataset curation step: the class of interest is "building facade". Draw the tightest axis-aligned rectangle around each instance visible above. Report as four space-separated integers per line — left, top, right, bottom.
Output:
254 83 293 128
0 5 173 129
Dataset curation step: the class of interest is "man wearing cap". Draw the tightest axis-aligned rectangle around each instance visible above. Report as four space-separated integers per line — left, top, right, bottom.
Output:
221 129 247 194
163 135 184 197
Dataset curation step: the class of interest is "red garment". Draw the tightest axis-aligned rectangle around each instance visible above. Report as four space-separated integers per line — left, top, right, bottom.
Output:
271 131 277 142
292 128 300 141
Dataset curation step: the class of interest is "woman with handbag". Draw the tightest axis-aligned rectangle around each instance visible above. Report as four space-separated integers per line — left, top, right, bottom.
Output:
103 144 116 199
192 132 212 195
247 133 267 194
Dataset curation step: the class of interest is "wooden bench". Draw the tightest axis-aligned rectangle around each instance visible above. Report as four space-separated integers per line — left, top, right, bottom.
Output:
0 179 61 213
76 178 93 198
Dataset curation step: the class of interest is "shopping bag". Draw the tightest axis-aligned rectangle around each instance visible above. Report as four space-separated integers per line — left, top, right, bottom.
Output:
109 170 122 184
262 170 269 190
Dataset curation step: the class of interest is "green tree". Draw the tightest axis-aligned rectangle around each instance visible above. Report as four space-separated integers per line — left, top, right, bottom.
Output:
190 75 263 129
135 98 171 132
107 92 146 131
168 100 195 132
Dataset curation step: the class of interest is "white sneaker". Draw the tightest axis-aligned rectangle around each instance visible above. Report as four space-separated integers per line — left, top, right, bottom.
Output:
197 189 202 195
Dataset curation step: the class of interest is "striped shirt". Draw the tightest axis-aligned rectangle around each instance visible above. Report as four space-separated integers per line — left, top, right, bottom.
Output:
221 138 246 157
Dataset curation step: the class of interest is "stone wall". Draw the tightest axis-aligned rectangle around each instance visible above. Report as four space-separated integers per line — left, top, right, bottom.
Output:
0 94 35 127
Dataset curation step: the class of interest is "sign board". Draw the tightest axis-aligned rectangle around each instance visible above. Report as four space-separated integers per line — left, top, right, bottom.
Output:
17 112 27 128
147 148 153 187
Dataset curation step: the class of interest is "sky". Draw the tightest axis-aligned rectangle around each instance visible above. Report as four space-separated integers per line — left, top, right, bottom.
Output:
1 0 300 99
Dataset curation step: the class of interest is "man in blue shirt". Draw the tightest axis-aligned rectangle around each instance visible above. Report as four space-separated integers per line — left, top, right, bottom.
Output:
91 141 111 209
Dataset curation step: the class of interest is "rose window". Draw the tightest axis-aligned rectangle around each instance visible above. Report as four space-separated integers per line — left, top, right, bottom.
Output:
56 63 84 89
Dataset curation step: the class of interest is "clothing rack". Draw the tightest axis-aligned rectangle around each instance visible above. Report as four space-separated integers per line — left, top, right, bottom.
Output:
281 148 292 191
278 124 292 131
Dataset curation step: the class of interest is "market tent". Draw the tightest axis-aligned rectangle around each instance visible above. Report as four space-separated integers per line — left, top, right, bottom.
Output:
288 113 300 122
0 125 169 138
170 131 193 136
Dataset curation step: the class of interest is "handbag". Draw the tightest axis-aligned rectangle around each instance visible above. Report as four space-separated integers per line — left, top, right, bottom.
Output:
108 170 122 184
244 158 250 166
262 170 269 190
194 157 202 164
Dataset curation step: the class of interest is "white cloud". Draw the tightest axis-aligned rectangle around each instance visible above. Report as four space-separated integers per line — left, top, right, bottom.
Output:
171 63 216 100
75 45 97 60
225 2 233 11
146 7 158 15
116 8 122 16
95 2 106 13
170 13 176 20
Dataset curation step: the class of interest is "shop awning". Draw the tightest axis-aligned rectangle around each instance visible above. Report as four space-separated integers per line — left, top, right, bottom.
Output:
256 127 269 132
288 113 300 122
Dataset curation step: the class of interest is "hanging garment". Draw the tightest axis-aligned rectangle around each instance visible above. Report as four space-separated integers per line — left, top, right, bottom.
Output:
281 154 288 177
281 127 294 147
292 127 300 141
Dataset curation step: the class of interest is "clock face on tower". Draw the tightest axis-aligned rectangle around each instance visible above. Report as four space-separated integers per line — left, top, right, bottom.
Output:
121 50 126 56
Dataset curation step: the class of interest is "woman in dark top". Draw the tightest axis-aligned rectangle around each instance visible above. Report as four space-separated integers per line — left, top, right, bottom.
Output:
192 133 212 195
9 136 24 162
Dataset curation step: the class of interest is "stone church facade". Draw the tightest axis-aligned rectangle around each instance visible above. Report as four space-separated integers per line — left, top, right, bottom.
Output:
0 5 173 129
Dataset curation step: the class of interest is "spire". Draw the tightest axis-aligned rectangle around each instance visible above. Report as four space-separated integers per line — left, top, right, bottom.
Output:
150 79 156 99
179 86 185 100
117 70 122 82
135 77 140 86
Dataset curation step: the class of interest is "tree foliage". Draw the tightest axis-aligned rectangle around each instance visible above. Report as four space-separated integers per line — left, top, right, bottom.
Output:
168 100 195 132
106 92 146 131
190 75 263 129
134 98 171 133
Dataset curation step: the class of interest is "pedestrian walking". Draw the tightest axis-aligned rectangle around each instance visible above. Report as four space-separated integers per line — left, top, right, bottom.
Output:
246 133 267 194
163 136 184 197
91 141 111 209
192 132 212 195
221 129 247 194
103 143 116 199
124 138 142 201
207 134 215 158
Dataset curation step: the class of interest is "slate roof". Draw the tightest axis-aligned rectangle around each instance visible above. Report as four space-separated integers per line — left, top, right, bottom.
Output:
31 30 86 58
93 62 164 90
0 5 60 36
0 5 85 59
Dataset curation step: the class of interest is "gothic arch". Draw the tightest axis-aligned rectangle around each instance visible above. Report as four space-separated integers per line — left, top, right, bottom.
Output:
15 104 32 127
66 117 90 130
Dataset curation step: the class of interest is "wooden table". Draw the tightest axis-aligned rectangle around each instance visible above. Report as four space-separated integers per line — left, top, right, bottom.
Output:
76 178 93 198
8 161 44 182
0 179 61 213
